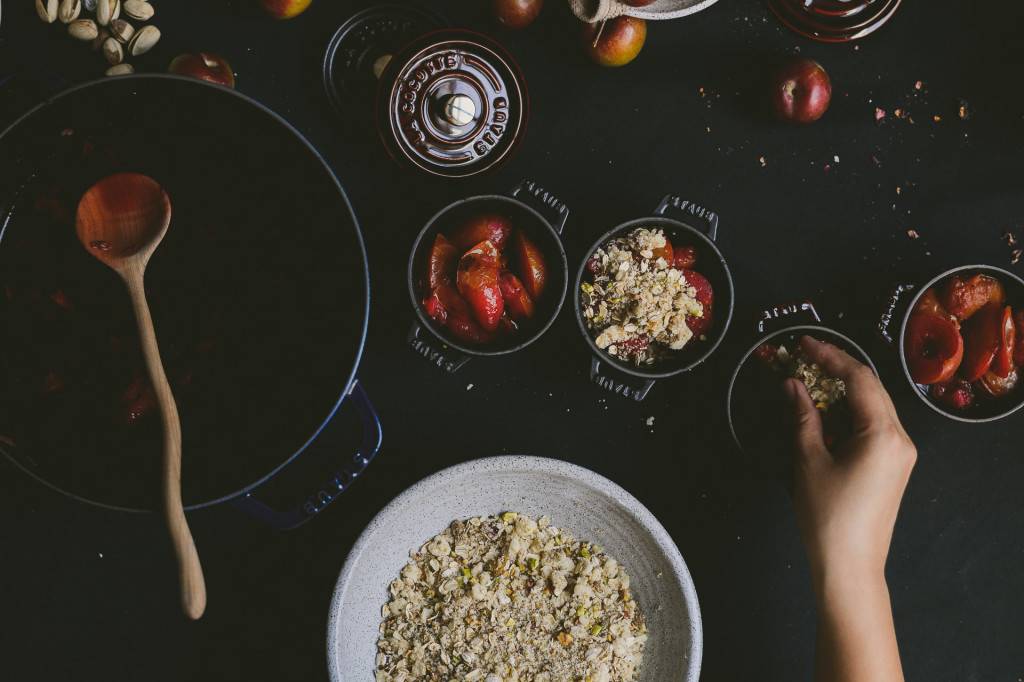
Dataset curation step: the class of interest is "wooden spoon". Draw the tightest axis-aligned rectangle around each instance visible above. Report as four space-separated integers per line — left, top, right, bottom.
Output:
75 173 206 620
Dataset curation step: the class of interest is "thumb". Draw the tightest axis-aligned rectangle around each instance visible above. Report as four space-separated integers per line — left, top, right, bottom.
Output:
784 378 827 464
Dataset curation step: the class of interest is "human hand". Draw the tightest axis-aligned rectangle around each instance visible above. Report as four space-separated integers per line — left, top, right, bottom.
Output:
786 336 917 589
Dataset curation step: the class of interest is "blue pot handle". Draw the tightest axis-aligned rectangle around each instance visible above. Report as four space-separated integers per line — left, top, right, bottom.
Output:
653 195 719 242
589 357 655 401
0 59 69 93
229 380 382 530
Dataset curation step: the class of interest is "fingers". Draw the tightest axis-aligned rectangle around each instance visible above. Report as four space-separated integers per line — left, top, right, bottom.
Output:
785 377 827 465
797 336 896 425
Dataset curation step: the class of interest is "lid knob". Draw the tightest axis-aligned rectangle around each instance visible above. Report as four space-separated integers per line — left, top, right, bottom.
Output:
442 94 476 127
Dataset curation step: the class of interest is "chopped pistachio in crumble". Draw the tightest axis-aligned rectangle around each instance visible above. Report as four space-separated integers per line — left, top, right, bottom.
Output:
375 513 648 682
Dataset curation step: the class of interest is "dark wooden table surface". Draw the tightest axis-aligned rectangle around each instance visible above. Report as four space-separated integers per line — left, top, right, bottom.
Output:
2 1 1023 680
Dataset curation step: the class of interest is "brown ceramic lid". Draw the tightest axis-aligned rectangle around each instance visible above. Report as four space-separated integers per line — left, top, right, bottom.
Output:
765 0 901 42
376 29 528 179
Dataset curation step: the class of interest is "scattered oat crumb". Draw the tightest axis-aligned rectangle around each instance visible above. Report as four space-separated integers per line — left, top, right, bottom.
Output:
854 45 859 50
871 155 881 166
759 156 766 167
957 97 970 120
914 80 922 90
1003 231 1017 246
466 384 473 390
838 312 844 319
98 553 103 558
934 115 941 122
1013 249 1023 265
646 417 655 426
908 229 919 239
896 187 901 194
824 164 830 171
875 107 886 122
833 155 840 163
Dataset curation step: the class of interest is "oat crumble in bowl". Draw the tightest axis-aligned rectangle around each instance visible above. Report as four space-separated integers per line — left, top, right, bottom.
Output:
580 228 712 366
326 456 702 682
375 512 648 682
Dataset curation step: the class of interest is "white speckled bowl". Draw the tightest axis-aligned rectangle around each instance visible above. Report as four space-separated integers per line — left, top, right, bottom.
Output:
327 455 702 681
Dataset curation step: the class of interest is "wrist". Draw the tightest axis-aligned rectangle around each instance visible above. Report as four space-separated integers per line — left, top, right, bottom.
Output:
811 559 888 605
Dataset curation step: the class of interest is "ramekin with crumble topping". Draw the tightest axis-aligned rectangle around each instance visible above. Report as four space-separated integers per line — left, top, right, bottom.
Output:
580 228 712 366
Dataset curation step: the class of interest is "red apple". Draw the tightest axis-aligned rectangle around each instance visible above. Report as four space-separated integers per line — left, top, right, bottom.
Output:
904 314 964 385
581 16 646 67
259 0 312 19
491 0 543 29
770 56 831 124
167 52 235 89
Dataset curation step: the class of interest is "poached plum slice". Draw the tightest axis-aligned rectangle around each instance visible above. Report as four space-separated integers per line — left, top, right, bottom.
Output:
447 213 513 252
904 314 963 385
682 268 714 339
425 233 460 291
512 230 547 299
959 302 1003 382
457 240 504 331
498 271 535 321
940 274 1005 320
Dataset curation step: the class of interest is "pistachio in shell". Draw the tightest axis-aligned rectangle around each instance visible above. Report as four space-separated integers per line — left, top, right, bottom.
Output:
58 0 81 23
105 63 134 76
68 18 99 41
109 18 134 44
123 0 153 20
36 0 58 23
128 24 160 56
96 0 120 26
102 37 124 65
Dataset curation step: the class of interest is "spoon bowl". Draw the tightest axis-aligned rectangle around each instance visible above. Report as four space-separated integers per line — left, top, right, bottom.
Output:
75 172 207 620
75 174 171 269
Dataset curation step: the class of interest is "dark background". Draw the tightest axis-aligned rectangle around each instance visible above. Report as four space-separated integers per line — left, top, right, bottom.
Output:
2 0 1024 680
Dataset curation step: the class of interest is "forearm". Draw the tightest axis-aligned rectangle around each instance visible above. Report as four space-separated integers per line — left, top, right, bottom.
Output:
813 567 904 682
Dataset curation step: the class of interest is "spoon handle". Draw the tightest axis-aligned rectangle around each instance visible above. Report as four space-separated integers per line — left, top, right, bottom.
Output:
124 266 207 620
